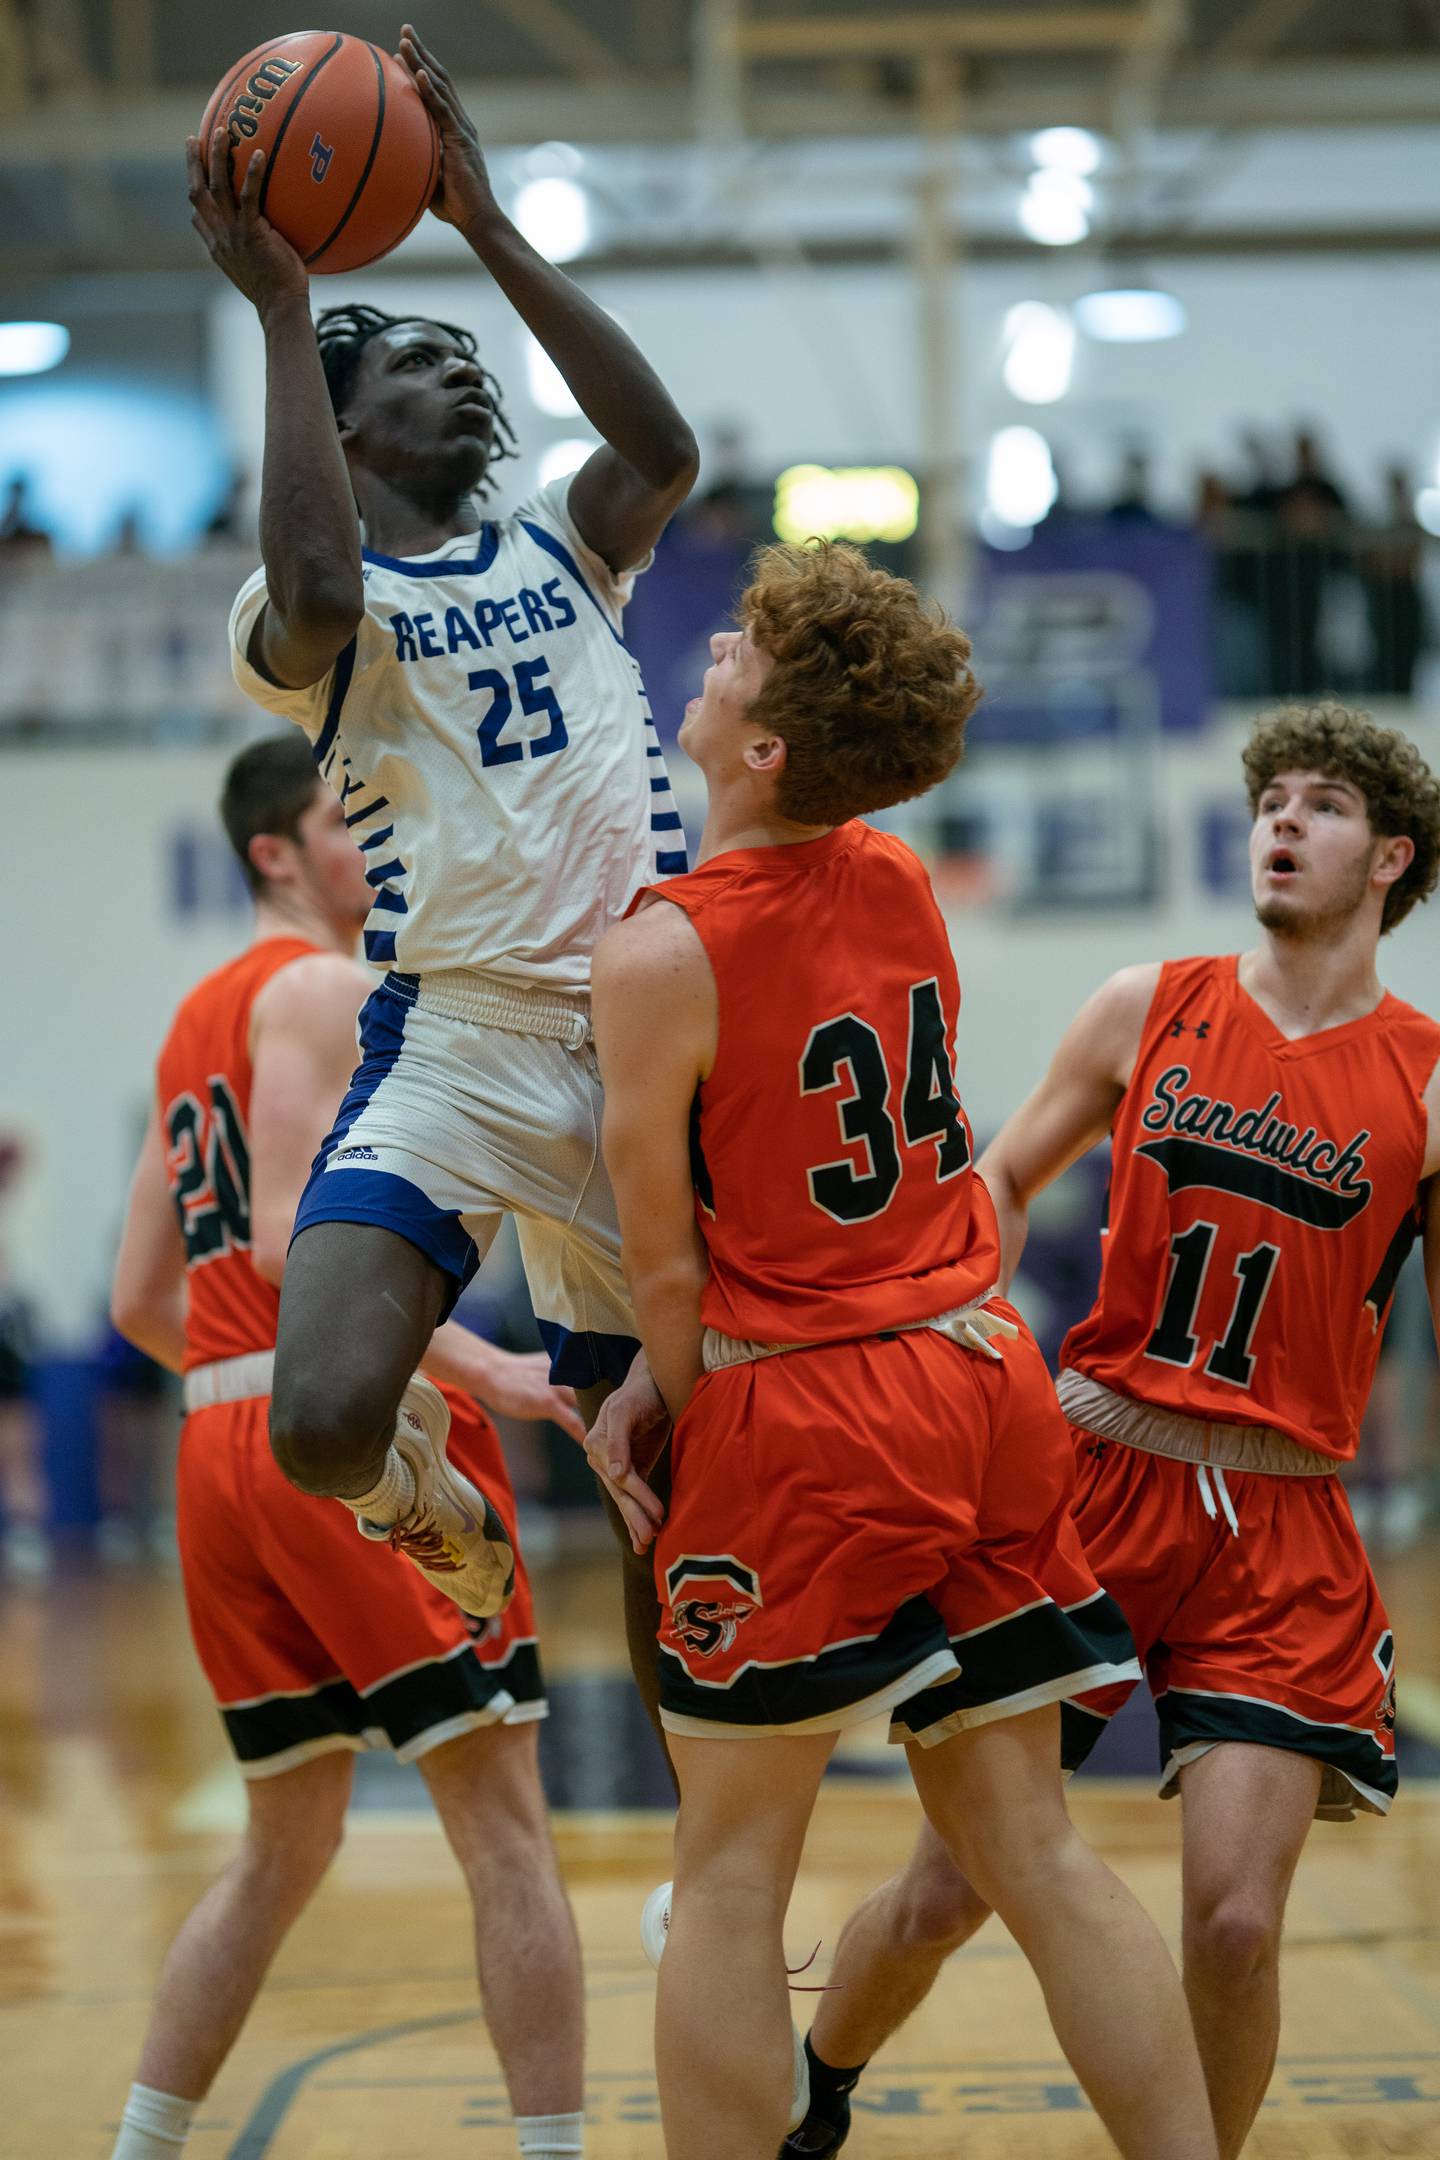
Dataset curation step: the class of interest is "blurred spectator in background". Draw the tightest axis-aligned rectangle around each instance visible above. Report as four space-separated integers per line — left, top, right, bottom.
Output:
110 506 146 557
1361 466 1428 697
202 467 251 547
684 477 751 548
94 1319 176 1564
0 1139 47 1579
676 421 781 549
1034 450 1079 536
1271 427 1350 695
1234 428 1283 520
1224 431 1282 692
1197 467 1266 697
1281 427 1349 525
1105 448 1166 528
0 475 52 558
1198 428 1434 701
1347 1255 1440 1554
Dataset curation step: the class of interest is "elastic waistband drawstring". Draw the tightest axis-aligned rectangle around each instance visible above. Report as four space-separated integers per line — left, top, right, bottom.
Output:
1196 1462 1240 1538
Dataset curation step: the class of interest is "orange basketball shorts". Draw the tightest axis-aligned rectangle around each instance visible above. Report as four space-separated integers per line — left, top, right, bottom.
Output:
655 1309 1139 1745
1062 1431 1396 1820
176 1383 543 1777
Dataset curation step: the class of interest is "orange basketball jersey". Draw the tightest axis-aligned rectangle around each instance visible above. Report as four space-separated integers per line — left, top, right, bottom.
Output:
155 937 316 1370
1061 954 1440 1463
645 822 1000 1343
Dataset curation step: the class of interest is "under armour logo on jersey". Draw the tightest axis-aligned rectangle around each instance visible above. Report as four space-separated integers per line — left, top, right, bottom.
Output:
309 131 335 183
1169 1019 1212 1039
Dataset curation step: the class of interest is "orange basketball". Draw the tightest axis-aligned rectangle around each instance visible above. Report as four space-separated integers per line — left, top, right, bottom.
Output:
199 31 440 275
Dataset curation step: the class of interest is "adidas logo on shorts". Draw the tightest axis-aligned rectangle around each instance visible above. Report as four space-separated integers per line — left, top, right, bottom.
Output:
334 1145 379 1163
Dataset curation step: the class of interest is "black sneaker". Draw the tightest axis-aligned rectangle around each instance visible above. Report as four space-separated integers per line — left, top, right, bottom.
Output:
780 2088 851 2157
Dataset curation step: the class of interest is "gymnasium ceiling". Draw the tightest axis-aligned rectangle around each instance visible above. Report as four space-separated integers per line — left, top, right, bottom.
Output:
1 0 1439 278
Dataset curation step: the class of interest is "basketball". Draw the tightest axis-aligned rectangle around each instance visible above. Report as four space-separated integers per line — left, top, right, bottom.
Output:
199 31 440 275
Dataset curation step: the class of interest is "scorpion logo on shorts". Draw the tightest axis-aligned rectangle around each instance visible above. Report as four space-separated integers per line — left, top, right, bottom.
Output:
665 1555 761 1660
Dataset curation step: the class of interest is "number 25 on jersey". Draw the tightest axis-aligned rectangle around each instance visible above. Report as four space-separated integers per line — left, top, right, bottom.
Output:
471 655 568 768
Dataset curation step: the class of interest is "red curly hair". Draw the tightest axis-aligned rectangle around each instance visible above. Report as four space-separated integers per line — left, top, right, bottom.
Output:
739 541 981 826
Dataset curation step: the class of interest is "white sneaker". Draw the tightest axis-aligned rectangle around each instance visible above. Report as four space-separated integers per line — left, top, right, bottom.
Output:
357 1376 515 1620
640 1880 810 2133
640 1878 672 1968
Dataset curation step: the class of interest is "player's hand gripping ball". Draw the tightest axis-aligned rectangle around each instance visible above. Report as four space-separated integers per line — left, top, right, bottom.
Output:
197 30 440 276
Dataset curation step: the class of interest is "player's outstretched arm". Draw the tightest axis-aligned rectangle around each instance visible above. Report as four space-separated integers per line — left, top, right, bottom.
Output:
111 1104 187 1374
186 129 362 690
398 25 699 573
593 903 715 1424
978 962 1160 1291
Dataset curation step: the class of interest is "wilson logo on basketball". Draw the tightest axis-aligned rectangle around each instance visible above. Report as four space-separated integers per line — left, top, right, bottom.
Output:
664 1555 761 1659
309 132 335 184
224 57 301 147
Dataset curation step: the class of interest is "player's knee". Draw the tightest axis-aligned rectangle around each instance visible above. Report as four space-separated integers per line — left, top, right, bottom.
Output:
894 1853 993 1953
241 1808 346 1895
1185 1890 1282 1989
268 1370 393 1494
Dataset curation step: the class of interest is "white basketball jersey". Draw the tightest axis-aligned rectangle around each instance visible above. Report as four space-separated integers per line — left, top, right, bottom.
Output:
229 477 687 990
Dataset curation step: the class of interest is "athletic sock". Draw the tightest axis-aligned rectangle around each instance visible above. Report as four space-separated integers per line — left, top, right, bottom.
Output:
111 2084 195 2157
515 2111 584 2157
341 1444 417 1525
804 2036 867 2115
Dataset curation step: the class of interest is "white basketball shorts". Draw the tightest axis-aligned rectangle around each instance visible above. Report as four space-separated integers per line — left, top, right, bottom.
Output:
292 968 638 1388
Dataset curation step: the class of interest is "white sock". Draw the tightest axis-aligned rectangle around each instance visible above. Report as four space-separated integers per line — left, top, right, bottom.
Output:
516 2111 584 2157
111 2084 195 2157
341 1444 416 1525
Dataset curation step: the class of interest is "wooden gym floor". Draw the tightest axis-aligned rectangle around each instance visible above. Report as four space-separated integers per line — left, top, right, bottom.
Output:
8 1538 1440 2158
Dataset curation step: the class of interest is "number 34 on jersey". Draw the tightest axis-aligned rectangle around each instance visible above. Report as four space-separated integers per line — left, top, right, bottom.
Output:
801 978 970 1225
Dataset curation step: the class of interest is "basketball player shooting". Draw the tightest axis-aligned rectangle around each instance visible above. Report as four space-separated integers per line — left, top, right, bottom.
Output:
776 707 1440 2160
185 25 698 1680
590 544 1217 2160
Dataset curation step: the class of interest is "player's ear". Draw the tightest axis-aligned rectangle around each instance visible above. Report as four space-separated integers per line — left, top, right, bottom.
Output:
247 832 288 886
744 733 787 778
1372 832 1415 890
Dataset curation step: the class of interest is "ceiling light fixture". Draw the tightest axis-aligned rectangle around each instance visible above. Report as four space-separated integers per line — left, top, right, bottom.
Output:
1002 303 1076 405
1074 287 1187 342
1018 171 1091 247
1030 127 1104 176
0 322 70 376
514 177 590 264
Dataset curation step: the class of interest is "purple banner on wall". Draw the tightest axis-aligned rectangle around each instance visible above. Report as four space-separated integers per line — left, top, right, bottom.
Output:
971 520 1215 740
623 528 749 747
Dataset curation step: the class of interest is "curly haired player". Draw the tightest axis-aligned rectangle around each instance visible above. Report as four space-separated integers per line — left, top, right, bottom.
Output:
589 543 1217 2160
779 704 1440 2160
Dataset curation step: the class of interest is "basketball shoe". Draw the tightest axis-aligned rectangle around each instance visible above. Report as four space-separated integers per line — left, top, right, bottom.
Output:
641 1881 811 2134
780 2043 857 2156
357 1375 516 1619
